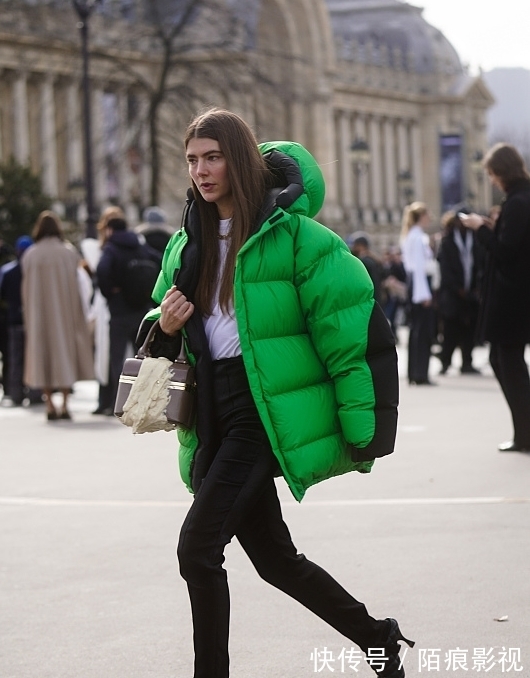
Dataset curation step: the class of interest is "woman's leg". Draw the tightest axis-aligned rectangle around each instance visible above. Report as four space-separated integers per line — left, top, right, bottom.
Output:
177 358 280 678
439 316 458 372
177 433 277 678
236 478 388 654
409 304 433 383
490 342 530 447
43 388 56 417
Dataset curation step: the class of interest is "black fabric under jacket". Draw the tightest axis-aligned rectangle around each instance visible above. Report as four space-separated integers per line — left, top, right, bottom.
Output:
437 228 483 321
476 178 530 344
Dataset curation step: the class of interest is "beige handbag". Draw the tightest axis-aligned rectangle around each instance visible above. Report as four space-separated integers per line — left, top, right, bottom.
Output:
114 320 196 433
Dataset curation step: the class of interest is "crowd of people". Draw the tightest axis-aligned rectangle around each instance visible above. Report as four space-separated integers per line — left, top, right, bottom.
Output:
349 141 530 457
0 206 171 420
1 109 529 678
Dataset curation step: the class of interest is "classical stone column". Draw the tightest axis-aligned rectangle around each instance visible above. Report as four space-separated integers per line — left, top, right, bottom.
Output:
13 72 30 165
312 91 337 204
384 118 401 224
290 101 306 147
369 115 384 222
383 117 397 211
396 119 409 177
66 80 84 183
311 87 341 230
339 110 353 214
40 74 59 197
411 121 423 203
354 114 369 224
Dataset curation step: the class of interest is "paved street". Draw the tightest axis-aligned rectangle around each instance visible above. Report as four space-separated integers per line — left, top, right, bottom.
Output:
1 338 530 678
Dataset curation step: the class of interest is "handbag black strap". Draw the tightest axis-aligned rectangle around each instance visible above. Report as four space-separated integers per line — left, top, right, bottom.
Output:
138 319 188 364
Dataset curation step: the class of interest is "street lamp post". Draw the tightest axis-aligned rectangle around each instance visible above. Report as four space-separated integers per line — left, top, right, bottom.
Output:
71 0 102 239
350 138 371 227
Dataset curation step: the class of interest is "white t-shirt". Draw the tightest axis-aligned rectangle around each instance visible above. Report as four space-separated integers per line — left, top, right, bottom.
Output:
203 219 242 360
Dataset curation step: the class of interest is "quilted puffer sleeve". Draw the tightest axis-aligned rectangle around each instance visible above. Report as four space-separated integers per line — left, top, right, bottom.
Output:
293 215 398 458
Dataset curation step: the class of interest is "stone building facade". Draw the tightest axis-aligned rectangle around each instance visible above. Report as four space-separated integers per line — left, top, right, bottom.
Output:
0 0 494 248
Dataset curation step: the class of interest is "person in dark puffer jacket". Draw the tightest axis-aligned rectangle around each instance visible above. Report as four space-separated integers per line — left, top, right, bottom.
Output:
97 216 161 413
137 108 414 678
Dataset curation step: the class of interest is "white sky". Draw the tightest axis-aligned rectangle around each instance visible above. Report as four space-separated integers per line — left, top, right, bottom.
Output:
417 0 530 73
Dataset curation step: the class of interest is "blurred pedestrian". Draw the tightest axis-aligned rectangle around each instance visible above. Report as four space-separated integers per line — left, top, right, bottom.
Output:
137 108 412 678
349 231 384 304
0 240 15 400
21 211 94 420
381 247 407 340
461 143 530 452
0 236 35 405
437 211 483 375
97 216 161 412
134 205 175 254
81 206 124 415
401 202 436 385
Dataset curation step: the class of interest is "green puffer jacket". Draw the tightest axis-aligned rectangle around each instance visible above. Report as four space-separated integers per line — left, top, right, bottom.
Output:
143 141 398 501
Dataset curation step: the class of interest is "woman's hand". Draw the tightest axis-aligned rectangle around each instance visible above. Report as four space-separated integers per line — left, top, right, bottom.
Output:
159 286 195 336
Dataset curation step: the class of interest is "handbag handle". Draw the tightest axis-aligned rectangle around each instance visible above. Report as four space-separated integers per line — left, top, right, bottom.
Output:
138 319 187 363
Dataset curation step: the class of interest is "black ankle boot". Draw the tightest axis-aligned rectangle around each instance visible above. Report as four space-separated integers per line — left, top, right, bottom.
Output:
375 618 415 678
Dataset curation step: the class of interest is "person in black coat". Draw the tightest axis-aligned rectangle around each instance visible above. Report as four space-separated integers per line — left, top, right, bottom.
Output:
437 211 483 375
96 217 162 413
462 143 530 452
0 236 37 405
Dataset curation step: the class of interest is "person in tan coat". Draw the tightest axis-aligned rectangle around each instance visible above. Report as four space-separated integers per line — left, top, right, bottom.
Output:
21 211 94 420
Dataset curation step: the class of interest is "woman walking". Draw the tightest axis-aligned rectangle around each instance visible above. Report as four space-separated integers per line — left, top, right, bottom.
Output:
461 143 530 451
22 211 93 420
401 202 436 385
138 108 414 677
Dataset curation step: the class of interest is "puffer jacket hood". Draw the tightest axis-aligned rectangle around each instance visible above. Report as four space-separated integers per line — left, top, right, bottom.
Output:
259 141 325 219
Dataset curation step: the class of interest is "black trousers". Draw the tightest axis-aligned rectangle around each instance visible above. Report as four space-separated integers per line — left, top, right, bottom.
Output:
108 311 145 407
440 315 475 370
489 342 530 446
408 303 434 383
177 356 386 678
7 325 25 404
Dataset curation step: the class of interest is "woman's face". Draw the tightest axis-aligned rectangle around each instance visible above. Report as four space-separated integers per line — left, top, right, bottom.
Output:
186 137 233 219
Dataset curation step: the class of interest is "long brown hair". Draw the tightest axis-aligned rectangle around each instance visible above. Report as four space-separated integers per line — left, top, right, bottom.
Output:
32 211 64 242
184 108 269 315
484 143 530 192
